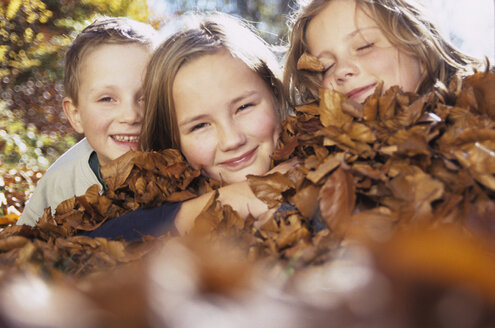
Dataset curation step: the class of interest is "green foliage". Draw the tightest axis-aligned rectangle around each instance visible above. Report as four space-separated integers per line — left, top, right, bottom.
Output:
0 100 76 171
0 0 156 213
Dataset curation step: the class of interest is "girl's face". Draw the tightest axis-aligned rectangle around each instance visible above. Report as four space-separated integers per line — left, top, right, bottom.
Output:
173 50 281 184
305 0 423 103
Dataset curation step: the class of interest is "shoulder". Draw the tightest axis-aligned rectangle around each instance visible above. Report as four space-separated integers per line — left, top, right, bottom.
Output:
18 139 102 225
47 138 94 171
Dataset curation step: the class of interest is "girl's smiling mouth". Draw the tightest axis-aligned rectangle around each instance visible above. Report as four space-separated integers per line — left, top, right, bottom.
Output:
346 83 377 101
219 147 258 169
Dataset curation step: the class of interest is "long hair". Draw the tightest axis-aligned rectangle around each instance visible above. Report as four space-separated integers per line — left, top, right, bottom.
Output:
283 0 483 106
140 12 289 151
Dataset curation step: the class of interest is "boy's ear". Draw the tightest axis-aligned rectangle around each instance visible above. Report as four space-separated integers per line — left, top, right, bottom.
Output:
62 97 84 134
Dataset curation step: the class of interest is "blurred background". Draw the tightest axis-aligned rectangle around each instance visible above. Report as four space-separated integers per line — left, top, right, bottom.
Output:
0 0 493 218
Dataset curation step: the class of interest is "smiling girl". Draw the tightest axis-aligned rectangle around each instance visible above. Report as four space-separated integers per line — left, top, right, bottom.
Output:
284 0 484 105
83 12 292 239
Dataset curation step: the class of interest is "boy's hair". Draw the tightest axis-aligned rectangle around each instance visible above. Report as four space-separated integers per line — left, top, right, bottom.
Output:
64 16 158 105
140 12 288 151
284 0 484 105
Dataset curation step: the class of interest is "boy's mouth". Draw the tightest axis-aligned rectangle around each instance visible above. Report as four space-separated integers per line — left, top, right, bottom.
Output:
112 135 139 143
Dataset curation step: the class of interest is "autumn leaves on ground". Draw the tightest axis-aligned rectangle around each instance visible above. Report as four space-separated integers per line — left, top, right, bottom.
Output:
0 68 494 326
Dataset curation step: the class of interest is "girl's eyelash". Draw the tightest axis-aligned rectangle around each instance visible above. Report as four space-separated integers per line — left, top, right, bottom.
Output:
357 43 374 51
191 122 208 132
322 64 334 74
238 103 253 111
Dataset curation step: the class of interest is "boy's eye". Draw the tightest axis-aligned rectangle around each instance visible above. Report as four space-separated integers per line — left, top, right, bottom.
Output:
99 96 114 102
357 43 374 51
190 122 209 132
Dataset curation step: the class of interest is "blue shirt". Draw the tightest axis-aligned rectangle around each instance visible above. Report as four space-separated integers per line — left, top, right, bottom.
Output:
79 202 181 241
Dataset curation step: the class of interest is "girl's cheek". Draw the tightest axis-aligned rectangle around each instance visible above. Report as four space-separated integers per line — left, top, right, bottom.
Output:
181 134 216 169
244 107 278 138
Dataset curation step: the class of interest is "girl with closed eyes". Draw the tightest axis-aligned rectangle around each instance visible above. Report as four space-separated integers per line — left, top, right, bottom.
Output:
284 0 484 105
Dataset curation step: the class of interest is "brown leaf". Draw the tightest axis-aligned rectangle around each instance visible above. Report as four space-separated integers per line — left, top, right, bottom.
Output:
372 227 495 304
101 150 136 191
247 172 295 208
191 191 222 236
289 183 319 218
345 122 376 143
457 72 495 120
319 88 353 128
296 52 325 72
85 184 101 204
306 154 341 184
0 236 29 251
296 103 320 116
349 206 398 242
275 214 309 249
378 86 400 121
341 97 364 119
319 167 356 233
388 167 444 221
55 197 76 215
272 136 298 161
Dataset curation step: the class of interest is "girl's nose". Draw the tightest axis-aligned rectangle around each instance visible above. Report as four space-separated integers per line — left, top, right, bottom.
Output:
333 59 359 85
217 121 247 152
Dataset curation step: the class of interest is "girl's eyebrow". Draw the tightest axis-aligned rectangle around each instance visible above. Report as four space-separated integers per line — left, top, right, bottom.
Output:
314 26 380 59
228 90 258 107
178 114 209 128
347 26 380 40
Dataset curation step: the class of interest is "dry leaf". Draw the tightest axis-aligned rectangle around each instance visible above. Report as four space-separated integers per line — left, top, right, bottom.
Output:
296 52 325 72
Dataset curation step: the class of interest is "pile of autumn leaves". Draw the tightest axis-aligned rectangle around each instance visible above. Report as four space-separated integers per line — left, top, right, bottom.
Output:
0 70 494 318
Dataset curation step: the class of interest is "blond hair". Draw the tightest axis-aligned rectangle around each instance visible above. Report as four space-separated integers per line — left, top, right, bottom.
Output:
284 0 484 105
140 12 288 151
64 16 158 105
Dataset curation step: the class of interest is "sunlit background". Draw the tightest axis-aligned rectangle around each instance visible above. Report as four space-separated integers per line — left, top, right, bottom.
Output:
426 0 494 61
149 0 495 61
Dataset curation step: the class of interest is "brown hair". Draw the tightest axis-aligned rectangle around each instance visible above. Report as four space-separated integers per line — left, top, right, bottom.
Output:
64 16 158 105
140 12 288 151
283 0 484 105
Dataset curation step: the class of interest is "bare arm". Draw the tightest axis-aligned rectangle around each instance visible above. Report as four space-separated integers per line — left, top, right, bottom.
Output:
174 158 300 234
174 180 268 234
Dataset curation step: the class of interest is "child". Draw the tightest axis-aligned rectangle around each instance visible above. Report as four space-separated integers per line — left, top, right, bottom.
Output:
283 0 484 105
17 17 158 226
84 12 292 240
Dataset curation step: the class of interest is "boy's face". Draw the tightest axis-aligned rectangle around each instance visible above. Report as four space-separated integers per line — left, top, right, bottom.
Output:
63 43 151 166
305 0 423 103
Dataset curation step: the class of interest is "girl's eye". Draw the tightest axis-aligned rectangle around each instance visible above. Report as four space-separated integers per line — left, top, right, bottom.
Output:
191 122 209 132
137 96 145 104
237 103 253 113
357 43 374 51
322 64 334 75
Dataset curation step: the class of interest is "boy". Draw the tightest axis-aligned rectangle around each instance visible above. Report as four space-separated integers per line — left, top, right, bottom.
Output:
17 17 158 226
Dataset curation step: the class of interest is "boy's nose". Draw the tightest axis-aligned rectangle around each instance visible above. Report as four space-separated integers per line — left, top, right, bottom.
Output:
119 101 142 124
217 121 247 152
